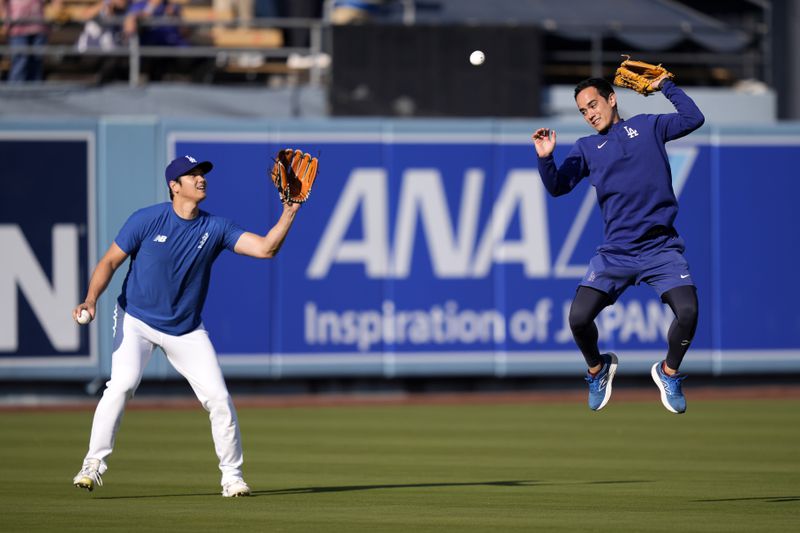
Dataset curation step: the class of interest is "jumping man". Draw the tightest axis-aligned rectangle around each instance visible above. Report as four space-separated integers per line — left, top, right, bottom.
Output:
72 155 302 496
532 75 704 413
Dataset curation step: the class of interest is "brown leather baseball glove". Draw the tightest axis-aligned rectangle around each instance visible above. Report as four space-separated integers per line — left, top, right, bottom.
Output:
613 55 674 96
270 148 319 204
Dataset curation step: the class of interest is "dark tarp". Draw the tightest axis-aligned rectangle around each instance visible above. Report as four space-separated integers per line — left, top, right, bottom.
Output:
409 0 750 52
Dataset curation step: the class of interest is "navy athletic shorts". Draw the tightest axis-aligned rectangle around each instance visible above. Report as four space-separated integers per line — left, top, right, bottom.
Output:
579 233 694 303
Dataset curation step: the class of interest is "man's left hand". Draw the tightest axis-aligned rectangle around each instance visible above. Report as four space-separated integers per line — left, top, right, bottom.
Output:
649 73 670 92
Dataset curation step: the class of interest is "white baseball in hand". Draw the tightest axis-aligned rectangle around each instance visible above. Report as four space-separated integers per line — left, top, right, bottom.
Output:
76 309 92 325
469 50 485 66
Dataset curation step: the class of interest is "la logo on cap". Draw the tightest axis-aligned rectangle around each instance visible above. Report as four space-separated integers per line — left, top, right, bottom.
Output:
165 155 213 184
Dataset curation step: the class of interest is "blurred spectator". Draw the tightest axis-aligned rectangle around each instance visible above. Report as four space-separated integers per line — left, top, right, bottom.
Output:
123 0 187 81
123 0 186 47
0 0 63 82
76 0 129 53
75 0 129 84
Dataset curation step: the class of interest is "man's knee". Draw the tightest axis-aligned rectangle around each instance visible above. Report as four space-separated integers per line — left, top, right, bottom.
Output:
569 287 609 333
103 378 139 400
203 393 234 414
569 306 594 333
675 300 698 328
664 287 699 327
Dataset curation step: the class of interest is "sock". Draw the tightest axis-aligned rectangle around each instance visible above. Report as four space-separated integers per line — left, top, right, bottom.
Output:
662 361 677 376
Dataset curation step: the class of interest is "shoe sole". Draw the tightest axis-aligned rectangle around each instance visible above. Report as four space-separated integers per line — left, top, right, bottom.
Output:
594 353 618 411
650 362 684 414
223 490 251 498
73 478 94 491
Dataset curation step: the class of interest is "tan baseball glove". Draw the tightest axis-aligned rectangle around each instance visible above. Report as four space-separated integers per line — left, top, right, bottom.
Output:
613 55 674 96
270 148 319 204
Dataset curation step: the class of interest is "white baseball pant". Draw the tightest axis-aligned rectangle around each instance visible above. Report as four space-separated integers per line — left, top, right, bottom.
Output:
82 306 244 486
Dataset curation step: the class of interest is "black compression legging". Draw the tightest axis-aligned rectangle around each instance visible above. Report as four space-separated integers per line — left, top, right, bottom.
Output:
568 285 698 371
568 287 608 369
661 285 699 371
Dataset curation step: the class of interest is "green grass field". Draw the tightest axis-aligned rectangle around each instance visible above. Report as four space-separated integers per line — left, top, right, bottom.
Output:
1 397 798 532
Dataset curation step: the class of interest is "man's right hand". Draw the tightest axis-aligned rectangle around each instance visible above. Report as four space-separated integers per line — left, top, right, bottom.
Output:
72 301 96 322
532 128 556 158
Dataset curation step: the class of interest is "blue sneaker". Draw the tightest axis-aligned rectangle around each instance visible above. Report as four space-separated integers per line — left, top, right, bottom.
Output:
585 353 618 411
651 361 687 414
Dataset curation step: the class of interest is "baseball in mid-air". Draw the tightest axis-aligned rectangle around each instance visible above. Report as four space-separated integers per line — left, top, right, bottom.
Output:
76 309 92 325
469 50 485 66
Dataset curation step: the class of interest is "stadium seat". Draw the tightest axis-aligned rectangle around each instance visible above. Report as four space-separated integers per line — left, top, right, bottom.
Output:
211 27 283 48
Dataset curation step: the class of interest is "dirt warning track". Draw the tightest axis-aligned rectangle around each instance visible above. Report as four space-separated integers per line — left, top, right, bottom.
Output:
2 384 799 412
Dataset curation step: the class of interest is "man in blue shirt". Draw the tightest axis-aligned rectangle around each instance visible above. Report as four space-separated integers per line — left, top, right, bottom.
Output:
533 75 704 414
71 154 303 496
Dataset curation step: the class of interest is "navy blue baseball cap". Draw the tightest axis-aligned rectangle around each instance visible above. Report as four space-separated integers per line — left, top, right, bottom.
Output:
165 155 213 184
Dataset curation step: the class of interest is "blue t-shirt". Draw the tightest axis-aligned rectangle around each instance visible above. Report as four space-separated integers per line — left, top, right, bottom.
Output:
115 203 245 335
537 81 705 249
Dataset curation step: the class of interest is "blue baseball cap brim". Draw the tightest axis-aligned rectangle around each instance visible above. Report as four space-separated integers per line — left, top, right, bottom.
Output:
165 156 213 184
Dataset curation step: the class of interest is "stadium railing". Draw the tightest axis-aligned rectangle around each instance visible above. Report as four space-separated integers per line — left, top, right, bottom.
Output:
0 14 327 86
0 11 769 88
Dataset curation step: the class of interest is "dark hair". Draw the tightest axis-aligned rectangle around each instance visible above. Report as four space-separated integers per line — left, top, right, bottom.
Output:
574 78 615 100
168 176 181 200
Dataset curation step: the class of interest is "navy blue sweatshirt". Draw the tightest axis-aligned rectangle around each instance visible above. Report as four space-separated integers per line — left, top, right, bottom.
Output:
537 81 705 249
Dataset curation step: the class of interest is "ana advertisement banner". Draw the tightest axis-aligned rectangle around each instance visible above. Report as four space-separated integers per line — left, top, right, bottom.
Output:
169 128 799 377
0 133 96 371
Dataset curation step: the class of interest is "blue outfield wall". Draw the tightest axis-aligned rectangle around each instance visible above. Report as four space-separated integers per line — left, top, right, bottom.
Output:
1 117 799 380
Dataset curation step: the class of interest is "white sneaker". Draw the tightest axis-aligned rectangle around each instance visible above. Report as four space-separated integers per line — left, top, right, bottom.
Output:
221 478 251 498
73 459 104 491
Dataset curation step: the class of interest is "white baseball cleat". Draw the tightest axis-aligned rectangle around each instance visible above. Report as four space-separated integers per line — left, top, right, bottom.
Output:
73 459 104 491
222 479 251 498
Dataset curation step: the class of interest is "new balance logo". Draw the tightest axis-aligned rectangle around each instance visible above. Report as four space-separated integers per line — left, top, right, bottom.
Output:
624 126 639 138
153 235 168 243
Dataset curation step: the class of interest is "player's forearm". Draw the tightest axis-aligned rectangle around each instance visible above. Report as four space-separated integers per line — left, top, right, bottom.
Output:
258 205 299 258
662 80 705 132
83 260 117 306
538 156 564 196
538 155 582 197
